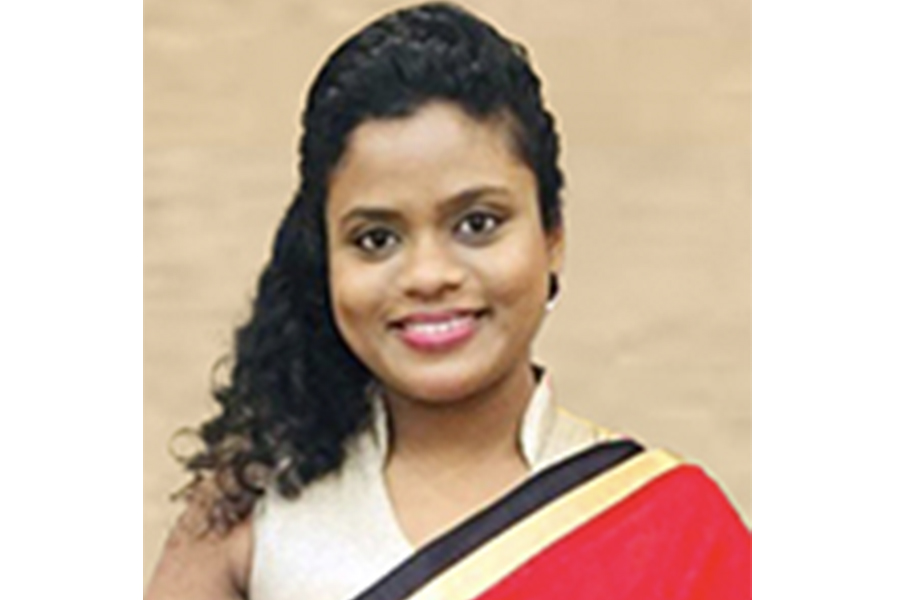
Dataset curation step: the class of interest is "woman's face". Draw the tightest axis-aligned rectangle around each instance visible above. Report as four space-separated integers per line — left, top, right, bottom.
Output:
326 101 563 406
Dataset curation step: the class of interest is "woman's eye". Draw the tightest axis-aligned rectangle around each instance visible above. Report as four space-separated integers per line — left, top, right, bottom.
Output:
353 228 398 254
457 212 501 238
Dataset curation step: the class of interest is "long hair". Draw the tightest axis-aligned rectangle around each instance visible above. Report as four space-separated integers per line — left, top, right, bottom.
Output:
179 1 565 532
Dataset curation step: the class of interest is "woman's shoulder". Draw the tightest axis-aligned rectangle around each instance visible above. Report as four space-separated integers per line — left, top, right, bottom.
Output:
145 487 253 600
594 437 751 534
548 406 748 523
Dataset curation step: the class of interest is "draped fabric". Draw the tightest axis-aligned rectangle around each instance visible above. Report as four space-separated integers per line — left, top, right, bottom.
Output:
353 443 751 600
250 370 750 600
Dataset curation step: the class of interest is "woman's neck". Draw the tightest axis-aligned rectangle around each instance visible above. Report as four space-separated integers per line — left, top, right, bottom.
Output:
383 361 537 468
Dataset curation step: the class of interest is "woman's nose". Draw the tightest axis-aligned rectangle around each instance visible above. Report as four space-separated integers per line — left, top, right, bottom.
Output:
397 234 465 300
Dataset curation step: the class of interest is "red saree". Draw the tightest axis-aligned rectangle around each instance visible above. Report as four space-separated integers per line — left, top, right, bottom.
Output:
353 441 751 600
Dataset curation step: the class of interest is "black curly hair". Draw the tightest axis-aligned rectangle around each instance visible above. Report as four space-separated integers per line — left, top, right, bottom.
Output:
179 1 566 532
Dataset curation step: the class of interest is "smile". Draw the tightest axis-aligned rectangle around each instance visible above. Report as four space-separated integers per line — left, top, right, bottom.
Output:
391 311 484 352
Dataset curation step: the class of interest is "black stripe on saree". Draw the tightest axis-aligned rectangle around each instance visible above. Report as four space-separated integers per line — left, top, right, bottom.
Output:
352 439 645 600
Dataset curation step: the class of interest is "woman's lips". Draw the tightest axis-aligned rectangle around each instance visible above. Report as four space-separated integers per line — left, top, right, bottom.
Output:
391 310 484 352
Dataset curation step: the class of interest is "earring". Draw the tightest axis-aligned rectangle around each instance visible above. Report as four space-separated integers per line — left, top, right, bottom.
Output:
546 272 560 312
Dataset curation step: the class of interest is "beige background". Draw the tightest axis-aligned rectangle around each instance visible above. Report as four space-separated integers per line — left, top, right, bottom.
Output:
144 0 751 586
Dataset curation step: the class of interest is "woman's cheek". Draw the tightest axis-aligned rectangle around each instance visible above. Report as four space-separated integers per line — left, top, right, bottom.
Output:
482 242 547 301
330 258 382 320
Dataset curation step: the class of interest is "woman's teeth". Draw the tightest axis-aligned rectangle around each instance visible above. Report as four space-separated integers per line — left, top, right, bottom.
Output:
403 316 472 334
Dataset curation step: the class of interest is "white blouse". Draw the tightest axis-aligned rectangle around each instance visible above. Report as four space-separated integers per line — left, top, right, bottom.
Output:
250 372 613 600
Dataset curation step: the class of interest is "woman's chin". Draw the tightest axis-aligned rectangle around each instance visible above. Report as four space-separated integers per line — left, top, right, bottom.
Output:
377 357 525 409
386 381 477 406
380 368 491 407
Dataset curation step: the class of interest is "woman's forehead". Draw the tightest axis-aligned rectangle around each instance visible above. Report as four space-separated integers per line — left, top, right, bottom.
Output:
340 102 517 167
325 103 536 224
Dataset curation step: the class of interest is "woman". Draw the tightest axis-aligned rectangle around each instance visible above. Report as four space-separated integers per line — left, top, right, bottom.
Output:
145 3 751 599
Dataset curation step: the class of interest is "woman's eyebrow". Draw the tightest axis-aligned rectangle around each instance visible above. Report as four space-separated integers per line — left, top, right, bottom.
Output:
438 185 511 217
337 185 512 229
338 206 402 229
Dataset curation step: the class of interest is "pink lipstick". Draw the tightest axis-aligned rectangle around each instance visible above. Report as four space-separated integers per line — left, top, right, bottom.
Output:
392 310 482 352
